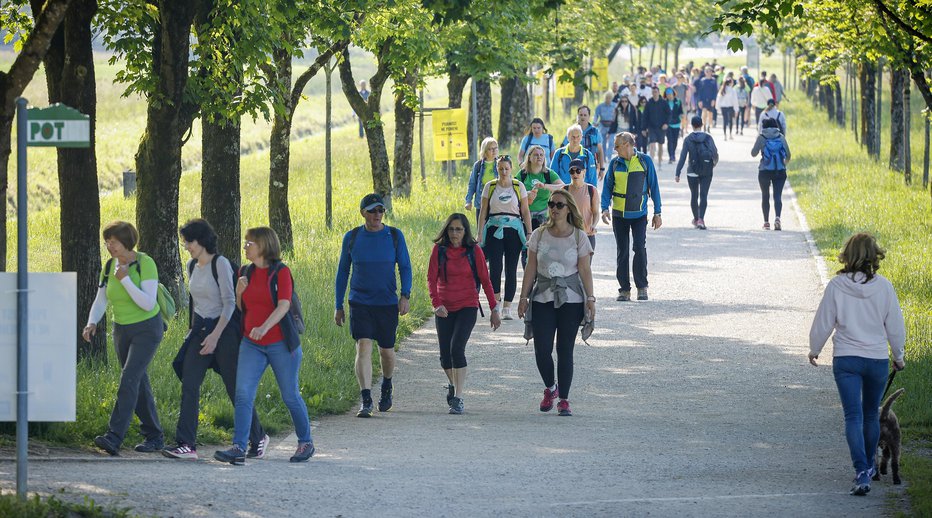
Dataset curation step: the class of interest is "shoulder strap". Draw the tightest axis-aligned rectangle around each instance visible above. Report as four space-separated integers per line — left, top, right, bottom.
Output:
518 169 527 182
465 245 480 289
100 258 114 288
588 184 596 199
348 226 362 257
388 226 399 253
522 135 532 153
211 255 221 285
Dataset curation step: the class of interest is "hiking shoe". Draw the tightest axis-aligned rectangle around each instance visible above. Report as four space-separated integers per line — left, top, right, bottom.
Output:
696 218 707 230
378 385 393 412
557 399 572 416
94 434 119 456
868 465 879 481
502 306 514 320
540 386 559 412
850 470 871 496
774 218 782 231
214 446 246 466
616 290 631 302
763 221 770 230
247 434 270 459
290 442 315 463
134 437 164 453
449 397 464 415
162 443 198 460
637 288 648 301
357 400 373 418
446 384 455 407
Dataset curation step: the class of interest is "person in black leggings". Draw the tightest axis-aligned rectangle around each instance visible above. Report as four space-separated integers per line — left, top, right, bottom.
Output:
675 116 719 230
751 118 792 230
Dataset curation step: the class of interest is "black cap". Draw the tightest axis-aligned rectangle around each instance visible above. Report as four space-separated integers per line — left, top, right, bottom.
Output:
360 193 385 211
569 158 585 171
691 115 703 127
766 98 776 106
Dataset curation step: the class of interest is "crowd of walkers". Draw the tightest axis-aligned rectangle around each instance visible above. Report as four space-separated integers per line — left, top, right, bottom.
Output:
78 61 907 498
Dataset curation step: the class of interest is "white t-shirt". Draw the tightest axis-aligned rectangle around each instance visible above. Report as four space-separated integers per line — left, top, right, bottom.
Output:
527 227 593 304
481 181 527 216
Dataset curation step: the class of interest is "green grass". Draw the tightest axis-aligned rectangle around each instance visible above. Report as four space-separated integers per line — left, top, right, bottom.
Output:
0 492 133 517
784 91 932 512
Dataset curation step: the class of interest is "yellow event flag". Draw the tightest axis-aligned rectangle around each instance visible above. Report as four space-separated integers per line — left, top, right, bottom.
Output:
432 108 469 161
591 58 609 92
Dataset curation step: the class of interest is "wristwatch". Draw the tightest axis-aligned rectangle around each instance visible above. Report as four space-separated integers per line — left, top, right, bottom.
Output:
586 296 596 302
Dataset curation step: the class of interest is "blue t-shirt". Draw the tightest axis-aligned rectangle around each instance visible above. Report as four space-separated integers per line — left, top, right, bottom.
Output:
335 225 412 310
519 134 555 159
594 102 616 127
561 124 602 159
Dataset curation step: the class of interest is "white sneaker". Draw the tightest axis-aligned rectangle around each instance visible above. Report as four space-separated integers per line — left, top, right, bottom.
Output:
502 307 514 320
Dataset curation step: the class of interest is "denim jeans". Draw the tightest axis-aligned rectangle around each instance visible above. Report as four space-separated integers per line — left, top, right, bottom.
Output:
833 355 888 473
612 214 648 291
233 339 311 449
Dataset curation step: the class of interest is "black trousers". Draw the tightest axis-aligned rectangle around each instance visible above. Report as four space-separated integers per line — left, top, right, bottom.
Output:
687 175 713 220
758 170 788 221
612 214 648 291
483 226 523 301
532 301 584 399
175 314 264 448
721 107 735 134
435 307 478 369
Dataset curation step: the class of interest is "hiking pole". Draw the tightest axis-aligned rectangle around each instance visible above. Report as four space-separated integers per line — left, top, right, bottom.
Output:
881 370 897 400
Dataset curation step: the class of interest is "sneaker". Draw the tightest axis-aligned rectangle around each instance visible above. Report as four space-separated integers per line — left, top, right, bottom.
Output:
162 443 198 460
616 290 630 302
502 306 514 320
540 386 558 412
763 222 770 230
696 218 707 230
214 445 246 466
557 399 572 416
357 400 373 418
449 397 464 415
774 218 782 231
691 218 699 228
290 442 315 463
378 385 393 412
868 465 878 481
94 434 119 456
446 384 455 407
637 288 649 301
247 434 270 459
850 470 871 496
134 437 164 453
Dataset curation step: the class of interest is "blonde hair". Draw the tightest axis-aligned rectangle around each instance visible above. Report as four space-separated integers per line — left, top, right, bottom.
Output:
245 226 282 263
541 190 585 231
837 232 885 283
520 144 546 172
479 137 498 161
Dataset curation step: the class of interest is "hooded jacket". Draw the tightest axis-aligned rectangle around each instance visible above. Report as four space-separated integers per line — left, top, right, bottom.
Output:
751 127 791 171
675 131 719 178
809 272 906 362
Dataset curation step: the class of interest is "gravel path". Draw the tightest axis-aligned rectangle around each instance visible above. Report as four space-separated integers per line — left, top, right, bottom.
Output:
0 131 909 517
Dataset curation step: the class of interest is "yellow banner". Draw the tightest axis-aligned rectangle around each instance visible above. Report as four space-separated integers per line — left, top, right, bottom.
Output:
432 108 469 161
556 69 575 99
591 57 610 93
535 70 545 97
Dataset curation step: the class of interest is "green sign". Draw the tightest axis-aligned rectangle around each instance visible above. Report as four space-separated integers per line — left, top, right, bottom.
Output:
26 104 90 148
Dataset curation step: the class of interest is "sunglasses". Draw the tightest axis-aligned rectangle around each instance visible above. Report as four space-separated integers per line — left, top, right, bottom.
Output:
570 169 582 175
547 201 568 210
366 206 386 214
496 154 511 161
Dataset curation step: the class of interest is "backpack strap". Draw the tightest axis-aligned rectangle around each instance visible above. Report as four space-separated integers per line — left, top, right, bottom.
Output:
99 258 114 288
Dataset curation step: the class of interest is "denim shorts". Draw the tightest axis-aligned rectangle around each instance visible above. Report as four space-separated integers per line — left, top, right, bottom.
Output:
349 302 399 349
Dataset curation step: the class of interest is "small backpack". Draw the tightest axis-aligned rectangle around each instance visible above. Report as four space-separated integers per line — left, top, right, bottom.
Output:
100 254 176 325
518 168 555 185
762 136 787 171
690 134 715 176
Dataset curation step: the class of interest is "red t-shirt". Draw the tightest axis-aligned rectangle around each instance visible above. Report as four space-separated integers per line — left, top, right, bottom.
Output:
241 265 293 346
427 244 497 313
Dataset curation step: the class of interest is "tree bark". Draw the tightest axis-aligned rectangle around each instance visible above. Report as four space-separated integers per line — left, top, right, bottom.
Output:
134 0 198 300
824 82 835 121
889 69 906 172
834 78 845 127
673 41 681 72
392 69 417 198
269 46 294 249
860 62 879 158
201 116 241 260
497 76 530 151
37 0 104 361
904 75 911 185
467 78 492 156
339 43 393 208
0 0 71 273
447 60 468 109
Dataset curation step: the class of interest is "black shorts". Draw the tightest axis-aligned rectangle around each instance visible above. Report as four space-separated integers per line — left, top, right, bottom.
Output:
648 127 665 144
349 303 399 349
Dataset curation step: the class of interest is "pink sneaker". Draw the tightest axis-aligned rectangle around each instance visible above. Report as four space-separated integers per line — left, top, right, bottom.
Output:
696 218 707 230
540 386 558 412
557 399 572 416
763 222 771 230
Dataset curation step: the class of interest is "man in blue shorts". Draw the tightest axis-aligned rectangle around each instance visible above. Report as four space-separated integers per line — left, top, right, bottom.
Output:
335 193 413 418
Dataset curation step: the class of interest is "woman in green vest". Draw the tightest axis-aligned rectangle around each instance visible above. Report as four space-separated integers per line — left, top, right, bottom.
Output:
519 144 564 266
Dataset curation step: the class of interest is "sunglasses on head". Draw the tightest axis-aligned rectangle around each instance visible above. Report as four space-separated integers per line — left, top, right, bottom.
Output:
496 154 511 161
366 206 386 214
547 200 568 209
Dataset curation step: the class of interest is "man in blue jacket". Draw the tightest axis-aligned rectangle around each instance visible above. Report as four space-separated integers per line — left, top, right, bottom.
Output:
335 193 413 418
601 132 662 301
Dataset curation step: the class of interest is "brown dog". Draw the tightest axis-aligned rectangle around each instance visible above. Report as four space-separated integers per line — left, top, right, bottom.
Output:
874 388 905 485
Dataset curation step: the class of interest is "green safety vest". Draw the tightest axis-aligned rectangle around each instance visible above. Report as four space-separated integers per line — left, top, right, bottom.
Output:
610 155 647 215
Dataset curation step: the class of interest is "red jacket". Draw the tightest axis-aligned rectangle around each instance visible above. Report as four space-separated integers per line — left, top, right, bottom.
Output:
427 244 497 313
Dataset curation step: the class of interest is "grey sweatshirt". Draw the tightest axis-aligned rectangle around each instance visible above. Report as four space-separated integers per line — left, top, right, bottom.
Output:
751 127 791 171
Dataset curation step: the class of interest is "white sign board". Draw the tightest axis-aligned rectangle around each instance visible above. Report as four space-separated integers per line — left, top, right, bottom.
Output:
0 273 77 421
26 104 91 148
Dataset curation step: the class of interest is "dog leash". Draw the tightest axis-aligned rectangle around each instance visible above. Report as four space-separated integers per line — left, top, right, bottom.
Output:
881 370 897 400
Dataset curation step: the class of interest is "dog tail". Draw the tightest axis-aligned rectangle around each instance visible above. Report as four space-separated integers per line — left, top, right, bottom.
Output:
880 388 906 421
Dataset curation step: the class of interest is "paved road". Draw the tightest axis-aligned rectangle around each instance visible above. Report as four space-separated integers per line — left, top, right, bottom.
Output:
0 130 908 517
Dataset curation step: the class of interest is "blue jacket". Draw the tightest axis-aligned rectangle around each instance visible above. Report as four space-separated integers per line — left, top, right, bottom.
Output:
561 124 602 161
335 225 413 310
465 160 496 208
550 146 597 186
601 151 662 219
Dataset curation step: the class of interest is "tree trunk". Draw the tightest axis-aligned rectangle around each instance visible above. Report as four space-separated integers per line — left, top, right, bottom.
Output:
663 42 668 72
860 61 879 158
542 71 551 122
904 76 911 185
876 61 883 156
135 0 198 299
889 68 906 172
467 78 492 154
392 69 417 198
0 0 71 273
202 115 241 260
325 61 334 229
649 44 655 68
447 61 468 109
39 0 104 361
673 41 681 72
824 83 835 121
498 76 530 151
269 46 293 249
834 78 845 127
338 43 392 207
607 43 623 64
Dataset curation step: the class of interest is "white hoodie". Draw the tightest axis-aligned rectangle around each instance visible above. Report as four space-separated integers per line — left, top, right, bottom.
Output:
809 272 906 361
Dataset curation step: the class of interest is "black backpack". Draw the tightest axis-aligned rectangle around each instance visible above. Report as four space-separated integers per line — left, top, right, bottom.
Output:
242 261 306 351
690 134 715 176
437 244 485 317
186 255 241 329
518 168 556 184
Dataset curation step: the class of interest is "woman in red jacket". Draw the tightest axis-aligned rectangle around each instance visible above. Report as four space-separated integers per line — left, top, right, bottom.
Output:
428 213 501 414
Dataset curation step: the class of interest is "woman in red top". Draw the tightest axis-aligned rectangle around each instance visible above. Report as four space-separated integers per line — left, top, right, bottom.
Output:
214 227 313 465
428 213 501 414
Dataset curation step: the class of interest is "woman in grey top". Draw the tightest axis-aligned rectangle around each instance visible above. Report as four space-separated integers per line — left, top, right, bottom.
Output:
162 219 267 460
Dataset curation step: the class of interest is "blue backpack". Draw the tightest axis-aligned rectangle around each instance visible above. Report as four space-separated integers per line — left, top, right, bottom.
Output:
762 137 787 171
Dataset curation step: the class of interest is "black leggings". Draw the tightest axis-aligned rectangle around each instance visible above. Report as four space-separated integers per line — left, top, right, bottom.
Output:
737 106 746 132
758 170 787 221
435 307 478 369
666 127 680 161
532 301 584 399
721 107 735 135
687 175 713 220
483 226 523 301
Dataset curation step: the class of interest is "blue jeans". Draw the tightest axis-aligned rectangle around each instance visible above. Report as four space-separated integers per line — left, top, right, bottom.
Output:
833 355 888 473
234 339 311 449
